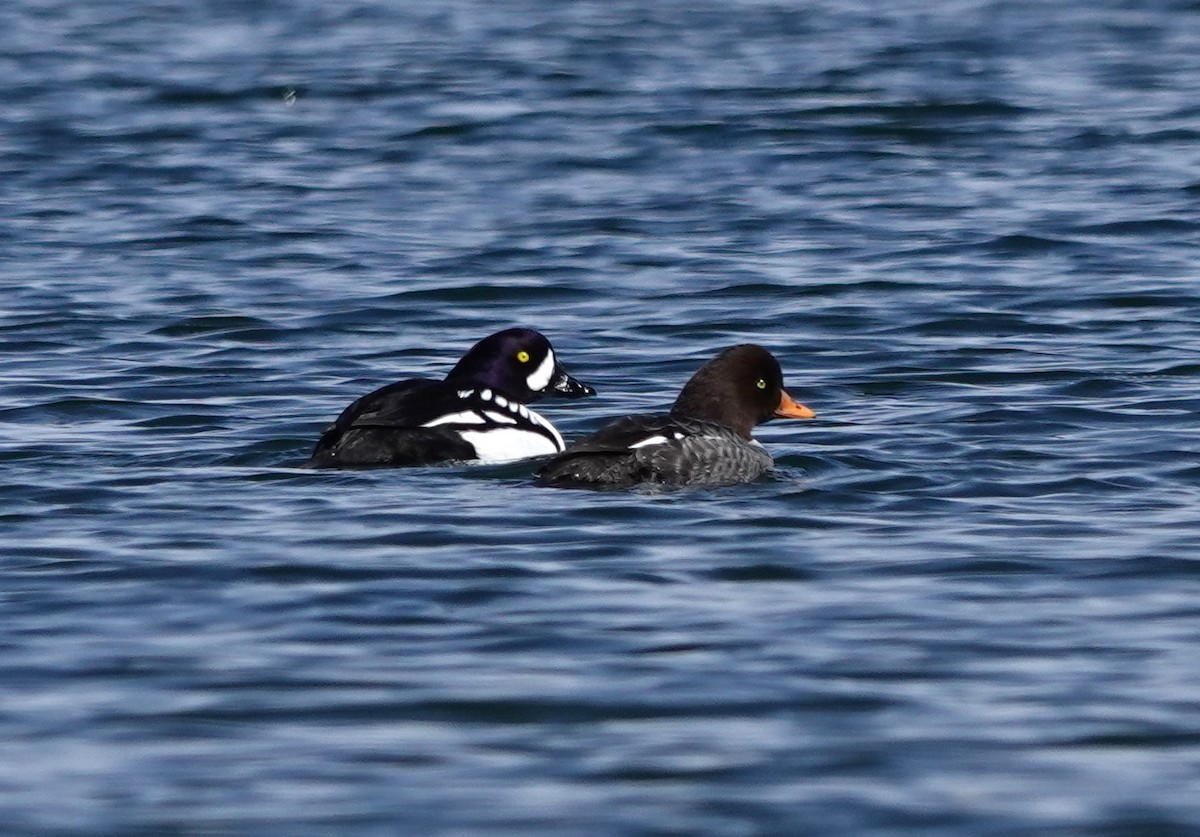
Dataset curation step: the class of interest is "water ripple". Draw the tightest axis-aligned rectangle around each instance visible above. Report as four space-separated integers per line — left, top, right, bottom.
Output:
4 0 1200 834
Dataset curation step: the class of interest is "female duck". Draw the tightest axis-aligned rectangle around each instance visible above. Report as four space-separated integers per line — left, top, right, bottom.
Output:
306 328 594 468
535 344 813 487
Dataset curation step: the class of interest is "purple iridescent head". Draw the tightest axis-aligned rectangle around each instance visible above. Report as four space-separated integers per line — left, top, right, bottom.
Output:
445 328 595 403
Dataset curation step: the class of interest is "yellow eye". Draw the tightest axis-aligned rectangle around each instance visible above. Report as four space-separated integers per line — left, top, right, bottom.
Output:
756 379 767 390
516 350 530 363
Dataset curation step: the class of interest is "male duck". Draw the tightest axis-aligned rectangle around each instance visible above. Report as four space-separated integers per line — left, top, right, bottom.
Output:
306 328 594 468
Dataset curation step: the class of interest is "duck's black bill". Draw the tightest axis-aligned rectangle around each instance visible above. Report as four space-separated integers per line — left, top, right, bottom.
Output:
550 366 596 398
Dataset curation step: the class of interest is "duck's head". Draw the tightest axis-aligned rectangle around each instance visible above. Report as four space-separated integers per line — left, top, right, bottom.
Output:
446 327 596 403
670 344 814 438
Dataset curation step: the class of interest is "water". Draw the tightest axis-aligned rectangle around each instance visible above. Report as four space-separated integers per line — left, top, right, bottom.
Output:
3 0 1200 833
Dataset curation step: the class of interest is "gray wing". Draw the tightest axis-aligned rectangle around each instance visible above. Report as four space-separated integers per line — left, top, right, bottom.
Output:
536 416 771 487
638 432 772 486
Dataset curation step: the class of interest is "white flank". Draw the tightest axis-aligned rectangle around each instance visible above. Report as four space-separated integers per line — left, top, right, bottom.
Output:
525 349 555 392
629 435 669 449
422 410 486 428
483 410 517 424
461 426 563 463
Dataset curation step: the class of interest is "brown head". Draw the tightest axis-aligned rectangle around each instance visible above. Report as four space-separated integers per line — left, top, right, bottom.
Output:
669 344 815 438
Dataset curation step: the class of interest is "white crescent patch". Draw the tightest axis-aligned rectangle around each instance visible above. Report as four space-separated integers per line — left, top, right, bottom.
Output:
525 349 555 392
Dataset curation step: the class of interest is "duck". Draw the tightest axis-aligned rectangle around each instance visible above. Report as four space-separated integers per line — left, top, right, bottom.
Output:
305 328 595 468
535 344 813 487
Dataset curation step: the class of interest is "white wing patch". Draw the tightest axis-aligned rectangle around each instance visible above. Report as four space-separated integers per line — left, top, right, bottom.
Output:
483 410 517 424
422 410 486 428
629 431 685 449
526 349 555 392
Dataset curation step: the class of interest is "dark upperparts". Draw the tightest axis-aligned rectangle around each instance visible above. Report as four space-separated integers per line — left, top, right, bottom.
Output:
668 344 814 438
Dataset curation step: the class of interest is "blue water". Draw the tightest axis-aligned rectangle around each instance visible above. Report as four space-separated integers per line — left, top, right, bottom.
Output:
4 0 1200 833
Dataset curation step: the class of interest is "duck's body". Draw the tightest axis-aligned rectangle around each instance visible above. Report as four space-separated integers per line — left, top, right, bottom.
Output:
535 413 773 486
536 345 813 488
306 328 593 469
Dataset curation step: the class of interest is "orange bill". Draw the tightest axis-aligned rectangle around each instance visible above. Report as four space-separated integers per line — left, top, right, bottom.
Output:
775 389 816 419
